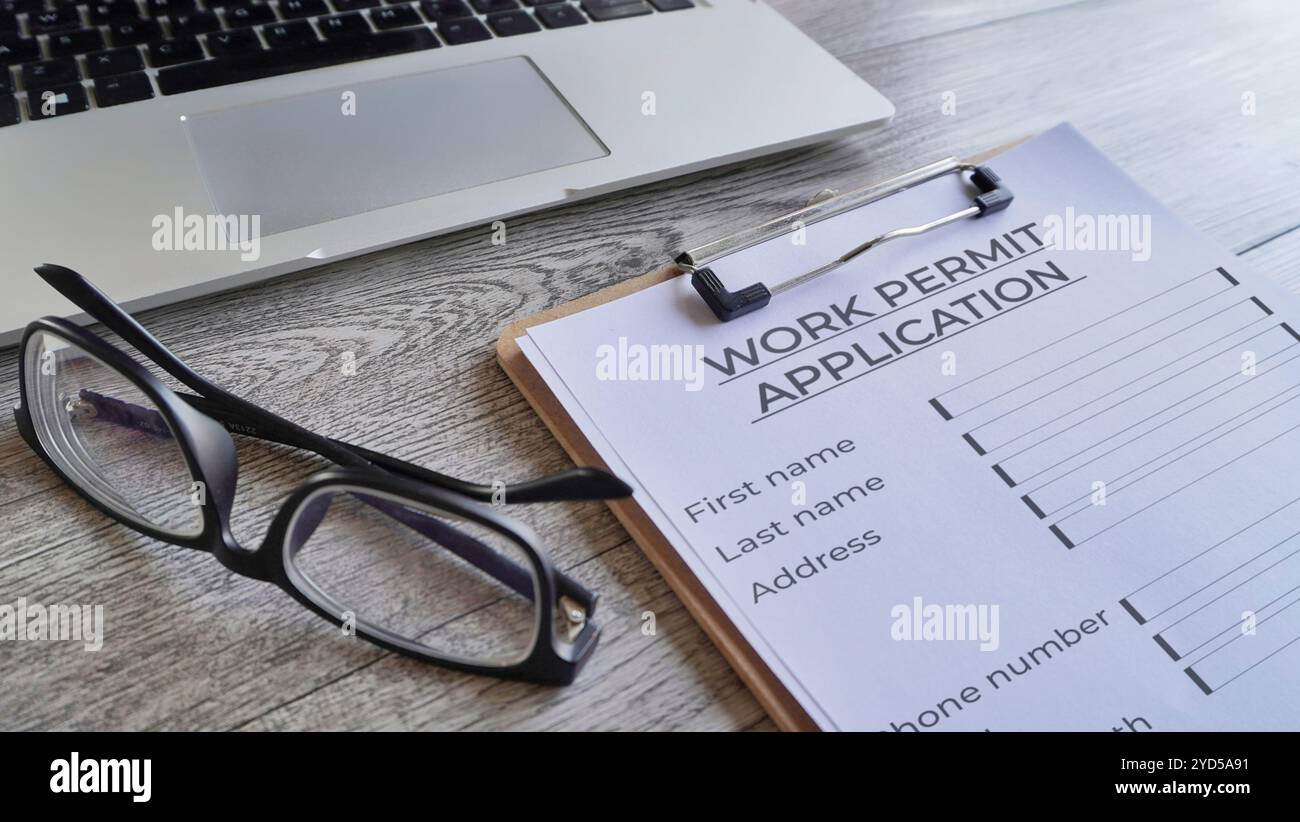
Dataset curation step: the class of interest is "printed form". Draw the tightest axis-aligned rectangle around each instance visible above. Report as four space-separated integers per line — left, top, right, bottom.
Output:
520 125 1300 730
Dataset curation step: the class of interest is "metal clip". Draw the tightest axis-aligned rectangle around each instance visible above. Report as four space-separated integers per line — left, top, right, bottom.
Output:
682 160 1014 322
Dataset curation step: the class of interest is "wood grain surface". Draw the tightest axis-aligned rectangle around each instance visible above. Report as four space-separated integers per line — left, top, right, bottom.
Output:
1 0 1297 731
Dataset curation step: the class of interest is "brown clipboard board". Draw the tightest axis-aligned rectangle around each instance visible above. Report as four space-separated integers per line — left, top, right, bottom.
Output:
496 141 1023 731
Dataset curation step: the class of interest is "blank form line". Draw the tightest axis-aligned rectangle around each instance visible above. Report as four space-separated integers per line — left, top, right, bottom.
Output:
1185 592 1300 668
1068 419 1300 547
750 277 1087 423
946 280 1234 419
1012 345 1300 487
1044 385 1300 519
934 267 1228 404
988 322 1283 460
1194 628 1300 693
1184 667 1214 695
1163 550 1300 658
972 300 1261 444
1123 494 1300 604
1019 345 1300 494
1160 535 1300 628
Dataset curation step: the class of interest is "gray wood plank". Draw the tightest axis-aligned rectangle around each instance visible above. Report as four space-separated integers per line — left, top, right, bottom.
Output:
773 0 1300 252
1 0 1298 731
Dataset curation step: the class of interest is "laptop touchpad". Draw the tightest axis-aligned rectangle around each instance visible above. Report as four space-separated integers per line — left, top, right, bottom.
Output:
183 57 609 236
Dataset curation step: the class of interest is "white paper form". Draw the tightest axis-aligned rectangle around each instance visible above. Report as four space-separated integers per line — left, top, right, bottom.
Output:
516 334 834 729
523 125 1300 730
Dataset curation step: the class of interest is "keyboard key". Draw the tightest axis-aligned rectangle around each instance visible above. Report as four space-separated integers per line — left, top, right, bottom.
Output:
331 0 380 9
0 34 39 65
535 3 584 27
89 2 143 23
85 45 145 77
418 0 468 20
94 69 153 105
110 19 164 45
157 27 437 94
470 0 516 11
170 11 222 34
486 9 537 36
206 26 261 55
148 0 197 14
0 69 9 92
2 0 43 28
224 3 275 25
370 3 418 28
48 28 106 56
262 19 316 46
438 15 489 43
0 0 44 13
148 35 203 65
27 82 89 119
0 93 18 126
28 9 82 34
317 11 369 38
278 0 328 18
22 57 80 88
648 0 691 9
581 0 648 21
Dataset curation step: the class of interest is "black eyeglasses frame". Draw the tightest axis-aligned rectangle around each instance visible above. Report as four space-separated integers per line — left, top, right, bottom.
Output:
13 264 633 685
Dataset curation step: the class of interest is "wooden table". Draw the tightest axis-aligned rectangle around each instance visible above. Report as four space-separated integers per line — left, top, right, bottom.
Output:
3 0 1298 730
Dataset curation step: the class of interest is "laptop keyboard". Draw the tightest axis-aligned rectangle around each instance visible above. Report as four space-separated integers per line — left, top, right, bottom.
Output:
0 0 694 125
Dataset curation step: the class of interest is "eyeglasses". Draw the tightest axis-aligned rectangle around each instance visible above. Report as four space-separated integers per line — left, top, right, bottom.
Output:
14 264 632 685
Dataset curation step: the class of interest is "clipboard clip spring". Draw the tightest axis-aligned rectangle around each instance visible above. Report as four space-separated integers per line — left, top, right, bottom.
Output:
679 160 1013 322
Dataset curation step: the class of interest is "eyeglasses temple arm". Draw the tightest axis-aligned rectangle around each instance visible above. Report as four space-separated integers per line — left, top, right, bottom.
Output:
172 391 632 503
37 264 237 400
337 440 632 504
34 263 370 470
37 264 634 504
73 380 630 508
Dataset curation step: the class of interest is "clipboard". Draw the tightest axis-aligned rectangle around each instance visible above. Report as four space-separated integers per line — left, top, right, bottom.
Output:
497 140 1025 731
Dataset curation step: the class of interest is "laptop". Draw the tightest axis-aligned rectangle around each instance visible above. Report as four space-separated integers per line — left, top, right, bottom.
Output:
0 0 893 344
